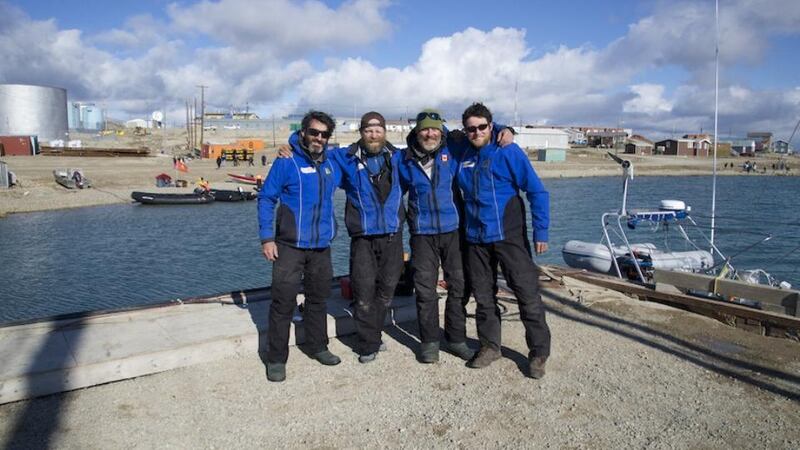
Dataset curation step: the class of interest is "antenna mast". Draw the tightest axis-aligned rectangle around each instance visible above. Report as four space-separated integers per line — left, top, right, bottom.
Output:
710 0 720 248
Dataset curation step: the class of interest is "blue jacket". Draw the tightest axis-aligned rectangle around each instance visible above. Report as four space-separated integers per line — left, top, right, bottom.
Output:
257 132 341 248
456 139 549 244
397 130 461 235
397 123 513 236
329 142 405 237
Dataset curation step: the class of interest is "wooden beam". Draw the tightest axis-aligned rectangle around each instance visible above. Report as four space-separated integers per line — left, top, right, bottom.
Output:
548 267 800 330
653 270 799 317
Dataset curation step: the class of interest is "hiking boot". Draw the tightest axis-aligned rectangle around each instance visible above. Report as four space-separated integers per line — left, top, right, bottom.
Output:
446 341 476 361
528 356 547 379
266 363 286 382
358 352 378 364
466 347 501 369
419 341 439 364
312 350 341 366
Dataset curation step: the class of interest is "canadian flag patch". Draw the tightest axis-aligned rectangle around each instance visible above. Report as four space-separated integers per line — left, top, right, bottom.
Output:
441 154 448 162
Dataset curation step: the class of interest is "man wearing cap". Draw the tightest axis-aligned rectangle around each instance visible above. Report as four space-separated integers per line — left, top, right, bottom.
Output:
397 109 473 364
398 109 517 364
327 111 406 363
258 110 342 382
456 102 551 379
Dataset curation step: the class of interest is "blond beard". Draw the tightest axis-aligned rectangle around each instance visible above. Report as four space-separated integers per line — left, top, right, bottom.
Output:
363 139 385 154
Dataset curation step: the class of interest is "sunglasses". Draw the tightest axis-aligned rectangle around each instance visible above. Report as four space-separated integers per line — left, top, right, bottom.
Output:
305 128 332 139
464 123 490 133
416 111 443 122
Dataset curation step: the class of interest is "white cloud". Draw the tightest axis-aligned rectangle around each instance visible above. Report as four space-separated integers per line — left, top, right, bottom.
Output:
167 0 392 55
296 28 615 121
623 84 673 115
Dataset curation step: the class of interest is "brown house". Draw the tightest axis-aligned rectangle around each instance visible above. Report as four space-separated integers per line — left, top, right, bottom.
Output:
624 136 654 155
654 139 710 157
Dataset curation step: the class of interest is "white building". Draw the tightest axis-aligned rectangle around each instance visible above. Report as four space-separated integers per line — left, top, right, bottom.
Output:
125 119 148 129
511 127 569 150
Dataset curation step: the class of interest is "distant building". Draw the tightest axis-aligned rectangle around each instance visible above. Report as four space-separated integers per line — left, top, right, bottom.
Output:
537 149 567 162
654 139 710 157
683 133 711 141
204 112 260 120
729 139 756 156
624 135 654 155
564 128 587 145
576 127 628 148
747 132 772 152
386 121 412 133
511 127 569 150
69 102 105 131
125 119 148 128
771 139 791 154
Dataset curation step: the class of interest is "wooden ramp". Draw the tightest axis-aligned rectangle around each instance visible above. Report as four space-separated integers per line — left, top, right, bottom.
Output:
549 267 800 340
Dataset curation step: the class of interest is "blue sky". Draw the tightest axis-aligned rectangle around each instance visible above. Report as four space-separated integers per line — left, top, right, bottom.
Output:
2 0 800 139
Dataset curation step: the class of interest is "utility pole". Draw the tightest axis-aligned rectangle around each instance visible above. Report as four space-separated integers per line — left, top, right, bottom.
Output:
193 97 197 152
197 84 208 156
185 101 191 151
272 114 276 147
513 79 519 127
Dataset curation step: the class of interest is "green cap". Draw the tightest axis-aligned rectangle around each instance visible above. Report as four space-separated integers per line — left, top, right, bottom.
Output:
415 108 444 132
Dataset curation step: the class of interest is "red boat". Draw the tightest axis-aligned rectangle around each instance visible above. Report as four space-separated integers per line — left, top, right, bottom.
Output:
227 173 258 185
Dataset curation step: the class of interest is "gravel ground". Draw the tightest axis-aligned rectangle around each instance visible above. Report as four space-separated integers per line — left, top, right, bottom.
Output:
1 279 798 449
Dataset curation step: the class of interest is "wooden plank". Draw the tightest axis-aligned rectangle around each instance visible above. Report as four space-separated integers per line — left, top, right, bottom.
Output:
557 269 800 330
653 269 799 316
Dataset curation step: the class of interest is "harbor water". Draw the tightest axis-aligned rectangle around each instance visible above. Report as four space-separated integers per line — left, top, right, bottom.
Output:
1 175 798 324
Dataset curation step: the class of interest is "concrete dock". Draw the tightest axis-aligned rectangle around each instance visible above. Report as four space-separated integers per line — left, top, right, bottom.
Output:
0 285 416 404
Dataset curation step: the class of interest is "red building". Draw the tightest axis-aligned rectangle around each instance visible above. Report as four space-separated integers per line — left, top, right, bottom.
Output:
0 136 40 156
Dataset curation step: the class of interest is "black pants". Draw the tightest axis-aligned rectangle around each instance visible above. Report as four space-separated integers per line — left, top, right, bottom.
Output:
268 244 333 364
466 230 551 358
410 231 467 344
350 233 404 355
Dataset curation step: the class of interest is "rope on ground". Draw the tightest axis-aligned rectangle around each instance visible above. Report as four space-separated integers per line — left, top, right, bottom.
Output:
92 187 131 202
560 275 629 305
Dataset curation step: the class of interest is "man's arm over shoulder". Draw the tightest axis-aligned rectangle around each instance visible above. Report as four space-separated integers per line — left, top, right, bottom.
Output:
504 144 549 244
326 146 350 188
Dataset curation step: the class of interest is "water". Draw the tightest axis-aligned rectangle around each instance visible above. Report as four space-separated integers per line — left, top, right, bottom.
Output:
1 176 798 323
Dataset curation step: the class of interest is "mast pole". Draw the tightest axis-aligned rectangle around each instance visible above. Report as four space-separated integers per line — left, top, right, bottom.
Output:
710 0 720 249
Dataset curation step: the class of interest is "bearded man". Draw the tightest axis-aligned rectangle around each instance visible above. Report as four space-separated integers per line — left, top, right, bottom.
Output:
258 111 342 382
328 112 407 363
455 102 551 379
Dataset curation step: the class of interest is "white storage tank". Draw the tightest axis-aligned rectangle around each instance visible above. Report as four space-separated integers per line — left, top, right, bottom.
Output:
0 84 68 141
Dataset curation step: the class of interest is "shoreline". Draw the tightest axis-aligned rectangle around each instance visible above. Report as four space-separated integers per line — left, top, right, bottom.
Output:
1 150 796 218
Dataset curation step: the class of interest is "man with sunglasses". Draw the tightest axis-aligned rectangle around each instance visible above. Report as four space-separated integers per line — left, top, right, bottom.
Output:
257 111 342 382
456 102 551 379
398 109 516 364
277 111 405 364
